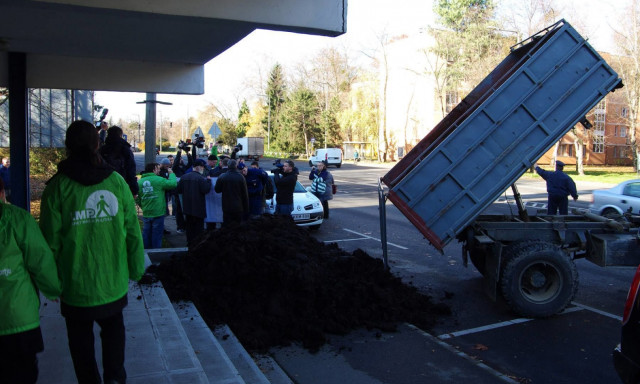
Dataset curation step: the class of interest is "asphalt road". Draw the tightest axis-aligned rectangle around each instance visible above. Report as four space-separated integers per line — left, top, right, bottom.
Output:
254 160 634 384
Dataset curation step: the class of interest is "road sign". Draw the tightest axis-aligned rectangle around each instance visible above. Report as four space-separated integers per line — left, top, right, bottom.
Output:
311 137 316 143
193 126 205 140
208 122 222 139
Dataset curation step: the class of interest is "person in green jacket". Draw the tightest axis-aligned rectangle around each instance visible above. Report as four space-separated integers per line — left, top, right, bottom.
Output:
136 162 178 248
39 120 145 384
0 177 62 384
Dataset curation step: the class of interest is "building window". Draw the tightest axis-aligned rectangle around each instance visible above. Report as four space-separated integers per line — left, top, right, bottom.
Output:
559 144 573 157
614 126 618 137
445 91 459 113
622 107 629 118
621 126 627 137
614 146 629 158
593 133 604 153
593 100 605 153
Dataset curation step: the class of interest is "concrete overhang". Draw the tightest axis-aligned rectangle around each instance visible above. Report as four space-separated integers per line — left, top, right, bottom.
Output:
0 0 347 94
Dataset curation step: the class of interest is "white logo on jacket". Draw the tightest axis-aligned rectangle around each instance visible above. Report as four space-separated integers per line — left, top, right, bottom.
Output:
72 190 119 225
0 268 11 277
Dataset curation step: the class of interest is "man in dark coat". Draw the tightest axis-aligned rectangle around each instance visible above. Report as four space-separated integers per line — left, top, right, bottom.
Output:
214 159 249 227
535 160 578 215
99 126 139 196
176 159 211 247
273 160 297 216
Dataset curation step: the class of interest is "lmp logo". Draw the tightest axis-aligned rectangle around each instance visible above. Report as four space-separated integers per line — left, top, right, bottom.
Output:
72 190 119 225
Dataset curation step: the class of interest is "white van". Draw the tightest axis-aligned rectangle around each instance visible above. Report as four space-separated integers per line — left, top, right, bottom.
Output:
309 148 343 168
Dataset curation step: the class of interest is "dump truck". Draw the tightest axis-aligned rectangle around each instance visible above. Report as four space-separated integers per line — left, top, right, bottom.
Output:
379 20 637 318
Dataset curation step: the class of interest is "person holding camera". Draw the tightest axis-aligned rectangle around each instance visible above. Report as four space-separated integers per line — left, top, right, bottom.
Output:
272 160 297 216
309 160 334 219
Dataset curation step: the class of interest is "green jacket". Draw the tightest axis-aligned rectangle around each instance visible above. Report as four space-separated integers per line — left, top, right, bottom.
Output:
136 172 177 218
39 172 145 307
0 202 62 336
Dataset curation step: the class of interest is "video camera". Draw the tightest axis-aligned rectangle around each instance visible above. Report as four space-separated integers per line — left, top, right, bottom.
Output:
270 159 284 174
177 134 206 150
95 108 109 128
233 143 243 153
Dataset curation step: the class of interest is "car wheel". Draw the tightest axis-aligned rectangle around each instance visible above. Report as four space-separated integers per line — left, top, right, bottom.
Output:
500 241 578 318
336 163 342 168
601 207 621 218
309 160 313 167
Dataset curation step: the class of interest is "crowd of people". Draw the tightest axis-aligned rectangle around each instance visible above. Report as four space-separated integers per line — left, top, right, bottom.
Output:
0 119 338 383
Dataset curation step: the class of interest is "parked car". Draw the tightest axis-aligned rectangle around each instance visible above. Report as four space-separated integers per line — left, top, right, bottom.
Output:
309 148 342 168
614 264 640 383
265 175 323 229
589 179 640 216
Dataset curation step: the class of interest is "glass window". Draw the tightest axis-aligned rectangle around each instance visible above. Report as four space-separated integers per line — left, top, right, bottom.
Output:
445 91 459 113
622 107 629 118
621 126 627 137
623 182 640 198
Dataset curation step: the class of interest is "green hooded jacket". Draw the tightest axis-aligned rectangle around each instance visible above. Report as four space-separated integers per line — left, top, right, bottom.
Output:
40 166 145 308
136 172 177 218
0 202 62 336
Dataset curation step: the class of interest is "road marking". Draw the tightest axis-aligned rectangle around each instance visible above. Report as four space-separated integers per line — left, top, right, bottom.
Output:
406 323 520 384
436 306 584 340
571 301 622 321
340 228 408 250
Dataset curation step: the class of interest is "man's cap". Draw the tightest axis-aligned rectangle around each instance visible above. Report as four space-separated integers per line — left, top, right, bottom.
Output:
237 162 245 170
556 160 565 168
208 155 218 161
194 159 206 167
161 158 171 165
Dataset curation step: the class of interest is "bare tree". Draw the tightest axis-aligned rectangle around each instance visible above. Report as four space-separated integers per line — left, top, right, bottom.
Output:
612 0 640 171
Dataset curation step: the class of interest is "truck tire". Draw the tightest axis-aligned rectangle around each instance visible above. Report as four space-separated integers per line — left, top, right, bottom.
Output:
309 160 314 167
500 242 578 318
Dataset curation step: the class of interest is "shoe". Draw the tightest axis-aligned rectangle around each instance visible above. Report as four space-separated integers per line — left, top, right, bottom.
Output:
176 229 185 234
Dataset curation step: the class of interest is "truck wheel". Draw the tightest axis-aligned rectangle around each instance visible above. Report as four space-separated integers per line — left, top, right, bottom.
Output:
336 163 342 168
500 242 578 318
309 160 313 167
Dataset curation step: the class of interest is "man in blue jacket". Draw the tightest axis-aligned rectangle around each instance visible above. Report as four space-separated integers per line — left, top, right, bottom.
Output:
535 161 578 215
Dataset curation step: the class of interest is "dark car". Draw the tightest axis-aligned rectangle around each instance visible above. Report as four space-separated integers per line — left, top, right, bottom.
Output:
614 265 640 383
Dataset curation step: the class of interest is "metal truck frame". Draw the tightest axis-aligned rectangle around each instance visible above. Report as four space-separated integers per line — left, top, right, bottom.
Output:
378 20 637 318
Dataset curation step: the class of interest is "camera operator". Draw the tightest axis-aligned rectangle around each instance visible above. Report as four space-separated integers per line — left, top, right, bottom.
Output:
171 143 194 234
230 143 242 160
271 160 297 216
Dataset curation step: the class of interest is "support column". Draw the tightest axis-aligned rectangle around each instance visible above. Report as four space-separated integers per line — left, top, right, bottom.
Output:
144 92 157 165
8 52 29 210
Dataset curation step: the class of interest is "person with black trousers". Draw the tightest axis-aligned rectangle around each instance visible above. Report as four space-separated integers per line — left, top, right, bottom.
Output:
171 147 193 233
273 160 297 216
214 159 249 227
176 159 211 247
99 126 139 197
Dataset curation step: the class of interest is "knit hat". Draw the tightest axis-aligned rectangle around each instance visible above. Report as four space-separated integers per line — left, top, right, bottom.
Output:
161 158 171 165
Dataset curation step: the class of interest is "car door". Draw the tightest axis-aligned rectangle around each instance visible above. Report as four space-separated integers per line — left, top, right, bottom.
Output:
621 182 640 214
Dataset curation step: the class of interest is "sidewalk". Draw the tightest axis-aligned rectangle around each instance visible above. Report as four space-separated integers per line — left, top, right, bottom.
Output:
36 215 268 384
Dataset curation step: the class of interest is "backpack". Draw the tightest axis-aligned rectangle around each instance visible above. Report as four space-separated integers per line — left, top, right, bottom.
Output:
245 169 263 195
311 175 326 195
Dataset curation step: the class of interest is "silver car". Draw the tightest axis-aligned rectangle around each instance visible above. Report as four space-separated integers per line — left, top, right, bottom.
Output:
589 179 640 216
